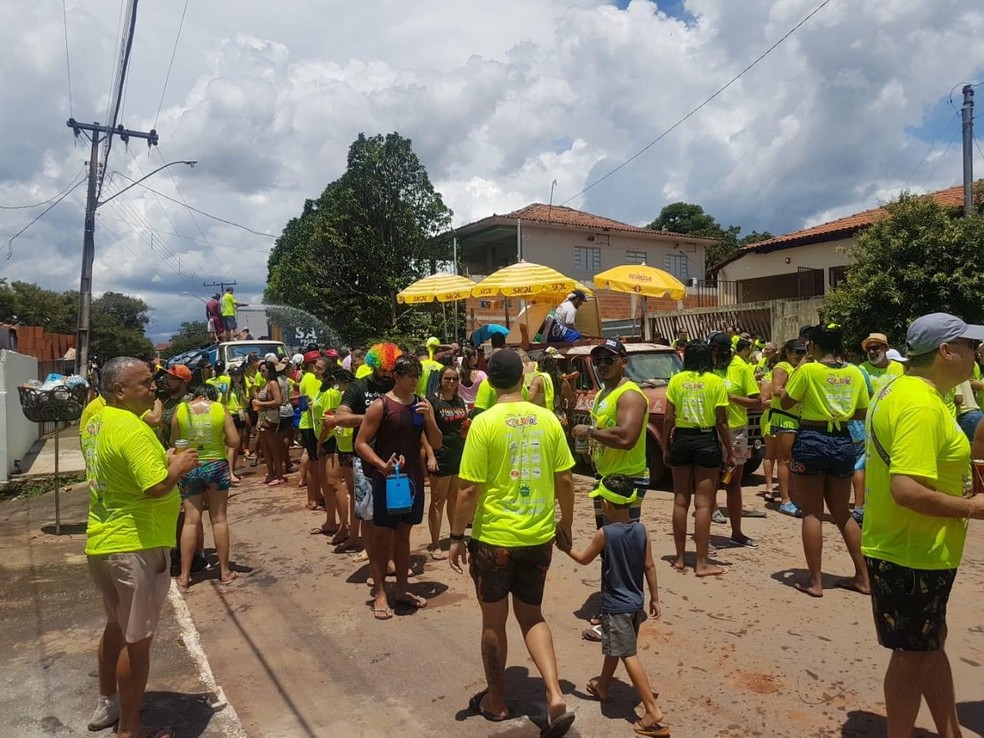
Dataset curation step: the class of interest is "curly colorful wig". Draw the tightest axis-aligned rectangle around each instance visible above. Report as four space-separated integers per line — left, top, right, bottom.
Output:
365 343 402 372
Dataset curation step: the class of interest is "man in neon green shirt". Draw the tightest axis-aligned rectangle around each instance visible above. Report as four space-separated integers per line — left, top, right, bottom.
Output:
862 313 984 738
220 286 247 340
81 357 199 736
859 332 905 394
710 332 763 546
450 349 576 734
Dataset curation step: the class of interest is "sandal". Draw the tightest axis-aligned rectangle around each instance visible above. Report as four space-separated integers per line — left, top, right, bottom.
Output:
395 593 427 609
540 709 576 737
581 624 603 642
585 680 612 703
373 607 393 621
219 571 238 585
633 721 671 737
468 689 510 722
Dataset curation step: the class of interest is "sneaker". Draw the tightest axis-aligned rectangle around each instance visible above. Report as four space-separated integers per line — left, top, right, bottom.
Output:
779 501 802 518
88 694 119 731
711 509 727 525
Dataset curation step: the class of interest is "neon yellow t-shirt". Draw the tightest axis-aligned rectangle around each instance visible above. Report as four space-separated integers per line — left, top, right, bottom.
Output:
355 364 372 379
784 361 869 424
226 384 246 414
221 292 236 318
80 395 106 432
862 376 970 570
298 371 321 430
417 358 443 396
459 401 575 547
715 356 759 429
175 401 228 461
942 387 957 418
474 379 498 411
860 360 905 395
314 387 341 440
82 405 178 555
206 374 231 404
590 380 649 477
666 371 728 429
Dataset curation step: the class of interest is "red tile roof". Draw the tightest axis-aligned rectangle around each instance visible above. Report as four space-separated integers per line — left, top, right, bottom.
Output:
460 203 719 243
713 181 980 271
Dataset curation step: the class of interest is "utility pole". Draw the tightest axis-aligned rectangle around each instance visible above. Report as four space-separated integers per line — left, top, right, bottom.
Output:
204 280 237 293
67 119 158 373
962 84 974 216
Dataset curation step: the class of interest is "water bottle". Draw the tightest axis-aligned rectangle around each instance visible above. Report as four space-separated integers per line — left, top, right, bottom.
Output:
411 398 425 428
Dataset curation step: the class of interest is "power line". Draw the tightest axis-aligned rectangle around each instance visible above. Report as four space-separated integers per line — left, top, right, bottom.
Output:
560 0 834 206
97 213 273 253
4 177 86 260
154 146 224 265
921 129 958 189
109 170 279 237
99 201 203 284
0 166 86 210
903 113 959 188
98 0 140 201
61 0 74 116
154 0 190 129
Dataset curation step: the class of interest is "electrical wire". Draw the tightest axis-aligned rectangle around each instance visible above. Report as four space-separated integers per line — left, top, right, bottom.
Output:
97 213 273 254
921 130 957 190
903 114 959 188
560 0 834 205
4 177 86 260
0 166 86 210
154 0 190 130
99 201 203 284
109 170 279 238
153 146 225 265
98 0 139 201
61 0 74 116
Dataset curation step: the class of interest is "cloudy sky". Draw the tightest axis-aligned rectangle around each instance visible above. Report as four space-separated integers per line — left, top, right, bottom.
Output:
2 0 983 341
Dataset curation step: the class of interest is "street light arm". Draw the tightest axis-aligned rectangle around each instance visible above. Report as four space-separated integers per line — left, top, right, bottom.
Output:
98 160 197 207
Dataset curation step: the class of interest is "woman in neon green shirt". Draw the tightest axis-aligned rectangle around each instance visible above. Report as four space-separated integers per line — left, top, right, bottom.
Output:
780 325 869 598
771 339 807 516
321 369 361 550
171 384 240 589
663 340 733 577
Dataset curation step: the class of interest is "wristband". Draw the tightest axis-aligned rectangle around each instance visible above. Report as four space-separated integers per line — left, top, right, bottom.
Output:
450 532 466 541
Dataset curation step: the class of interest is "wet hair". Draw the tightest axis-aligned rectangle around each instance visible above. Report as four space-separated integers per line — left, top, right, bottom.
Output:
812 324 845 356
536 354 565 407
601 474 635 509
461 346 479 385
490 332 506 348
365 343 401 371
393 354 422 378
682 340 714 374
262 360 281 381
190 384 219 401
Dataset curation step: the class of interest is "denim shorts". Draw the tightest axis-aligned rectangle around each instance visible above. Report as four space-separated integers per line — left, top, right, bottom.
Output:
790 428 854 477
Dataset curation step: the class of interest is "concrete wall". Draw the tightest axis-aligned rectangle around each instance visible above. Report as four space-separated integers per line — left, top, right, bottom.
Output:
717 237 855 296
771 297 825 343
0 350 40 482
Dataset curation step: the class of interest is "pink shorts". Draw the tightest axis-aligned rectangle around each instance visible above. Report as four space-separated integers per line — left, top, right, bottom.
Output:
88 548 171 643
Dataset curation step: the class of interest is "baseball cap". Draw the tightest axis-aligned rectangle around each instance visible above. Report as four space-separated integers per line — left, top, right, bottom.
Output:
861 332 889 351
303 350 321 364
905 313 984 357
789 340 807 352
264 352 278 363
590 339 627 357
588 479 638 506
708 332 732 348
325 348 339 358
426 336 440 348
167 364 192 382
292 353 305 365
886 348 907 363
569 289 587 300
487 349 525 389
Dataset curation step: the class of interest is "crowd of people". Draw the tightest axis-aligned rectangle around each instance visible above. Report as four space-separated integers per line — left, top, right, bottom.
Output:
76 311 984 738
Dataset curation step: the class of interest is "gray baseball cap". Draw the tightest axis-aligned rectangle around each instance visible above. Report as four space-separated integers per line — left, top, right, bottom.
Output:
905 313 984 356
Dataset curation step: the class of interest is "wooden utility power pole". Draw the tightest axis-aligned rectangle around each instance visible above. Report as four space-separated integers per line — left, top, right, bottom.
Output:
67 119 158 373
962 84 974 216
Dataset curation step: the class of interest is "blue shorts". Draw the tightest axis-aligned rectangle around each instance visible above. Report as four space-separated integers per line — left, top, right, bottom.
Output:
178 459 231 497
790 428 854 478
854 442 866 472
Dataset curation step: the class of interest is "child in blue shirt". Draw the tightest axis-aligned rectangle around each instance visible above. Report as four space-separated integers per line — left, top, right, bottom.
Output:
566 474 668 737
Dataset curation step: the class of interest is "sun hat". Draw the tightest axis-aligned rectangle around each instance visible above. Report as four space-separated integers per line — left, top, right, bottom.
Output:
861 332 889 351
264 352 279 363
906 313 984 356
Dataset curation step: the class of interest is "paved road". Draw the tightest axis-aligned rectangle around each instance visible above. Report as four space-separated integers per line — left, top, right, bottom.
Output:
180 465 984 738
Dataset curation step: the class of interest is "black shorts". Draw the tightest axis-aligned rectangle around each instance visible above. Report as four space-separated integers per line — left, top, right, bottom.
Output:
233 415 246 430
247 409 258 427
468 538 553 606
790 428 854 477
300 428 319 460
432 447 462 478
866 557 957 652
669 428 721 469
338 451 353 468
321 436 338 456
371 472 425 529
276 417 293 434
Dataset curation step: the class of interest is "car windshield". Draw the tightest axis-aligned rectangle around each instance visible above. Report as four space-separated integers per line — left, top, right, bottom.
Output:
624 352 681 383
226 344 287 362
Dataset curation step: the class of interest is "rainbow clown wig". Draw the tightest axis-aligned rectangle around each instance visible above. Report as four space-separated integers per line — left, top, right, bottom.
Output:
365 343 402 372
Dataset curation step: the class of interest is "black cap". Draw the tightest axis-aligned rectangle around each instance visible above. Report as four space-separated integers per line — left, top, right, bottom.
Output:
591 339 627 357
789 340 807 352
488 349 525 390
708 332 731 348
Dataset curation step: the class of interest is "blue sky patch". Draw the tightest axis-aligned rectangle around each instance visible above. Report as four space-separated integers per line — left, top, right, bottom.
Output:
612 0 696 24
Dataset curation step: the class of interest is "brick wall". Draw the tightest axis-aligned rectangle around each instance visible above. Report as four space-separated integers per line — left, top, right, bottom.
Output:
4 325 76 363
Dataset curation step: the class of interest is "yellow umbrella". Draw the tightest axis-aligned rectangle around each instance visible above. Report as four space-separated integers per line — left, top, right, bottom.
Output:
397 273 478 304
592 263 686 299
472 261 593 299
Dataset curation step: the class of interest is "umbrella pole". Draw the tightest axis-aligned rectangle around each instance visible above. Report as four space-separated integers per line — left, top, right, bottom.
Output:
642 296 650 341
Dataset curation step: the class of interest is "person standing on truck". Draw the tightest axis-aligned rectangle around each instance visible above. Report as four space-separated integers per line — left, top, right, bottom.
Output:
709 332 764 547
221 287 247 341
205 293 224 342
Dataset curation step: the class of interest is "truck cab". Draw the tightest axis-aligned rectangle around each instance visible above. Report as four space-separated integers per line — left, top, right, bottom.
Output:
172 340 290 370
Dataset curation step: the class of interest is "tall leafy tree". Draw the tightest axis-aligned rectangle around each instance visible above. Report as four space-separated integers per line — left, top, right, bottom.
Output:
824 193 984 349
163 321 211 360
267 132 454 346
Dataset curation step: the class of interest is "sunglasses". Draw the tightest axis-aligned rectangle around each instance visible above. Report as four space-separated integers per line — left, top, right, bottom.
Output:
443 376 459 382
793 350 807 355
592 355 617 367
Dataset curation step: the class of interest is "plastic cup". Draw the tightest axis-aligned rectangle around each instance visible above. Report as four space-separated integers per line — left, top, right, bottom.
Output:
174 439 190 453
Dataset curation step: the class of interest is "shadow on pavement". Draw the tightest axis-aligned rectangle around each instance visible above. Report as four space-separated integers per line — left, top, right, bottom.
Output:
143 691 224 737
958 700 984 734
40 521 87 535
840 709 935 737
771 568 853 595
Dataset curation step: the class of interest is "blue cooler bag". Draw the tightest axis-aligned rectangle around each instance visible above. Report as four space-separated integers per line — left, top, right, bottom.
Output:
386 462 413 514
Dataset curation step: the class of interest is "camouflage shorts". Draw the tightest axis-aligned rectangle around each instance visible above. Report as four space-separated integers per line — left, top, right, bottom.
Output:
866 557 957 652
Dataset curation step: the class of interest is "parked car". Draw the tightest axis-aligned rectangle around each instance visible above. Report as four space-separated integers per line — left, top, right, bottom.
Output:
169 340 290 370
550 342 764 486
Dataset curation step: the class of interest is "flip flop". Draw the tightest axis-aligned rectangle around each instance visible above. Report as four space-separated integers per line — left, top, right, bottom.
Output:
429 549 448 560
329 530 349 545
633 721 671 737
372 607 393 621
584 681 612 703
219 572 238 585
729 535 758 548
540 709 575 738
741 508 767 518
309 527 338 536
582 624 603 642
395 593 427 609
468 689 511 722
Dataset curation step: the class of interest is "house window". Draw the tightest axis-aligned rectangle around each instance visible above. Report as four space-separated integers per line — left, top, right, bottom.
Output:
829 265 848 288
664 254 689 279
625 250 647 265
573 246 601 273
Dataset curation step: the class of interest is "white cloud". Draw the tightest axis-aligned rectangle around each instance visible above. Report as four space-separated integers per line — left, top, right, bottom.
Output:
1 0 983 341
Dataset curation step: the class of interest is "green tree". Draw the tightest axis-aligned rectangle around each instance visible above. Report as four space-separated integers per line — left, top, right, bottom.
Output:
647 202 772 275
823 193 984 349
267 132 454 346
90 293 155 360
162 321 211 360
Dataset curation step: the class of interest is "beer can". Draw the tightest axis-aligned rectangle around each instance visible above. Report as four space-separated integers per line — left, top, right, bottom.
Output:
174 439 190 453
